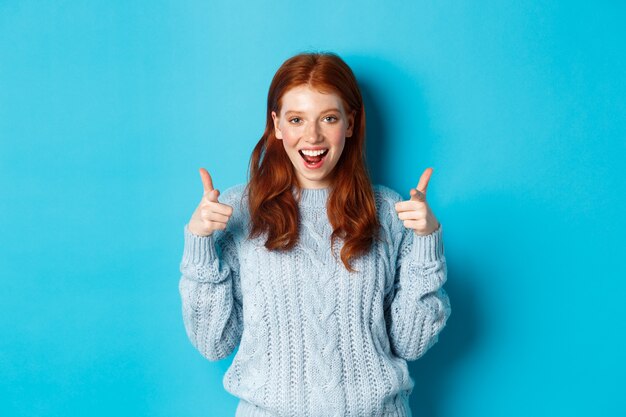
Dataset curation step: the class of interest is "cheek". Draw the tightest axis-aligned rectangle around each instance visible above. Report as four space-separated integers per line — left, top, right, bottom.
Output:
279 126 299 143
280 134 300 153
328 130 347 148
281 134 299 149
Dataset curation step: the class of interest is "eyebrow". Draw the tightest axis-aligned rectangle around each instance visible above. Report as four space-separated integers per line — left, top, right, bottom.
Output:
284 108 341 115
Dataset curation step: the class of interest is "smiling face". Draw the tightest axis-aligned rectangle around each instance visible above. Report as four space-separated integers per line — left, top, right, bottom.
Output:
271 85 355 189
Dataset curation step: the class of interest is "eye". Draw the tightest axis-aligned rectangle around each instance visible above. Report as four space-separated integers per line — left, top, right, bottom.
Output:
288 117 302 124
323 115 338 123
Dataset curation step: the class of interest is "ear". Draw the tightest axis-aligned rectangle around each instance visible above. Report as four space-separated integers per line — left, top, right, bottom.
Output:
345 110 356 138
271 111 283 140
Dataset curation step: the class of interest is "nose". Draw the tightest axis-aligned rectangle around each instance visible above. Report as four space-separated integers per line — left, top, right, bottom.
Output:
305 121 323 143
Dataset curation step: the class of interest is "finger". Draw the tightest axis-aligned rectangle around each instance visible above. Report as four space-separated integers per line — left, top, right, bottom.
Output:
199 168 214 195
203 220 227 232
202 189 220 203
202 210 231 223
202 201 233 217
397 210 425 221
410 188 426 202
395 200 423 212
402 219 428 231
416 167 433 194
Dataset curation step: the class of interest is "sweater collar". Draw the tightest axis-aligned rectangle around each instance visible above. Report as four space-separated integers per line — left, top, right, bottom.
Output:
294 186 330 208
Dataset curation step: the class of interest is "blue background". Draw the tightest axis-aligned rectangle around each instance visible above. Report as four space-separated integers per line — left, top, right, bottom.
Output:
1 1 625 416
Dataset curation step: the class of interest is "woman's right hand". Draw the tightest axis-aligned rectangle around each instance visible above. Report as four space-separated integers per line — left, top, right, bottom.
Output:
187 168 234 237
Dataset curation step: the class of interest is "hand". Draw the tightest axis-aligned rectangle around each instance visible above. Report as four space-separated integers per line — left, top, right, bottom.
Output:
394 167 440 236
187 168 234 237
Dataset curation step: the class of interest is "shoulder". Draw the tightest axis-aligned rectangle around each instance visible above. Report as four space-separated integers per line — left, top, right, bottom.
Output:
218 183 250 234
219 183 248 209
372 184 404 205
372 184 405 234
373 184 404 214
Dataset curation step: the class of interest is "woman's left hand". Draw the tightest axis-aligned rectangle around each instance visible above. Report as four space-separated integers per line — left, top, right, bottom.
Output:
394 167 440 236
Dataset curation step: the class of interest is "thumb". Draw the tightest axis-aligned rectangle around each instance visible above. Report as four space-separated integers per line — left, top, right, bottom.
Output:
208 188 220 203
199 168 214 195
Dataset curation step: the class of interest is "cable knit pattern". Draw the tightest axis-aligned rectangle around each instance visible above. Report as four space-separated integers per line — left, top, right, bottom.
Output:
179 183 451 417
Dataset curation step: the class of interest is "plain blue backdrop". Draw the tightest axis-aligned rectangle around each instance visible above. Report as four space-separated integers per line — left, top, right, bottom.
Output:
1 1 625 416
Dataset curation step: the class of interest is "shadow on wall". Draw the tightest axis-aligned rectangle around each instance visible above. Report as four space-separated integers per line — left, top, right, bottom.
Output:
347 53 437 190
350 55 480 417
407 267 480 417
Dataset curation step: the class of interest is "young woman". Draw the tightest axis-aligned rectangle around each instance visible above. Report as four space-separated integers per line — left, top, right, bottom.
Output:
179 52 451 417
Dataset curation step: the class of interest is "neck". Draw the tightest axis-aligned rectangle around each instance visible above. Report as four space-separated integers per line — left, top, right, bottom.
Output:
293 186 330 208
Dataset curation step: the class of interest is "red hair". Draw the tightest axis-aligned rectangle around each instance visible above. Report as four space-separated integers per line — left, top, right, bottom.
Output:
245 52 380 272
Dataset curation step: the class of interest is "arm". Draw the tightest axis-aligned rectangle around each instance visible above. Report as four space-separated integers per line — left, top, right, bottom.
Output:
384 222 451 361
179 218 243 361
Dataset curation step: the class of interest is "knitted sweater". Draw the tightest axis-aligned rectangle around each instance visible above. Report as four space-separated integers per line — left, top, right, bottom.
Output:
179 184 451 417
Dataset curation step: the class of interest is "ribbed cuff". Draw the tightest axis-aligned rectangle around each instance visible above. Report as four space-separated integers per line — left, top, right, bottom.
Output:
181 224 218 267
411 223 444 262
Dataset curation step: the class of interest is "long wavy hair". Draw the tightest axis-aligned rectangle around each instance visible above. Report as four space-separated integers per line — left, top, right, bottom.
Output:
245 52 380 273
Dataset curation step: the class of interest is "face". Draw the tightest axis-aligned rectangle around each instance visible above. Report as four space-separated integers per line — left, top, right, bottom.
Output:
272 85 355 189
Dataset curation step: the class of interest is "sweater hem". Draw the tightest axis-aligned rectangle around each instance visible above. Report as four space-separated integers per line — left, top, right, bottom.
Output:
235 398 412 417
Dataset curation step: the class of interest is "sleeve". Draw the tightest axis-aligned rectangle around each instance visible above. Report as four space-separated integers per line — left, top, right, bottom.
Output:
178 195 244 361
383 211 451 361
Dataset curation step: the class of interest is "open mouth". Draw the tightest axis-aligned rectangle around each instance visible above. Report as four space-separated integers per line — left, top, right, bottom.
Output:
299 149 329 167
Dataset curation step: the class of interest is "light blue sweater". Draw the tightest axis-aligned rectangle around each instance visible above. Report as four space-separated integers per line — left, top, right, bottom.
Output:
179 184 451 417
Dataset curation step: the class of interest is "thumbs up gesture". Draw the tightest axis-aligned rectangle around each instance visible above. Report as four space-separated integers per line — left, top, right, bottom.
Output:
187 168 234 237
394 167 440 236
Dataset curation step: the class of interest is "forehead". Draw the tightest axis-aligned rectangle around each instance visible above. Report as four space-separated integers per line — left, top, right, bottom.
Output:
280 85 345 114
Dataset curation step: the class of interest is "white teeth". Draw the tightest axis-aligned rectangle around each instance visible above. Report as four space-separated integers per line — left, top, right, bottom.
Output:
300 149 328 156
